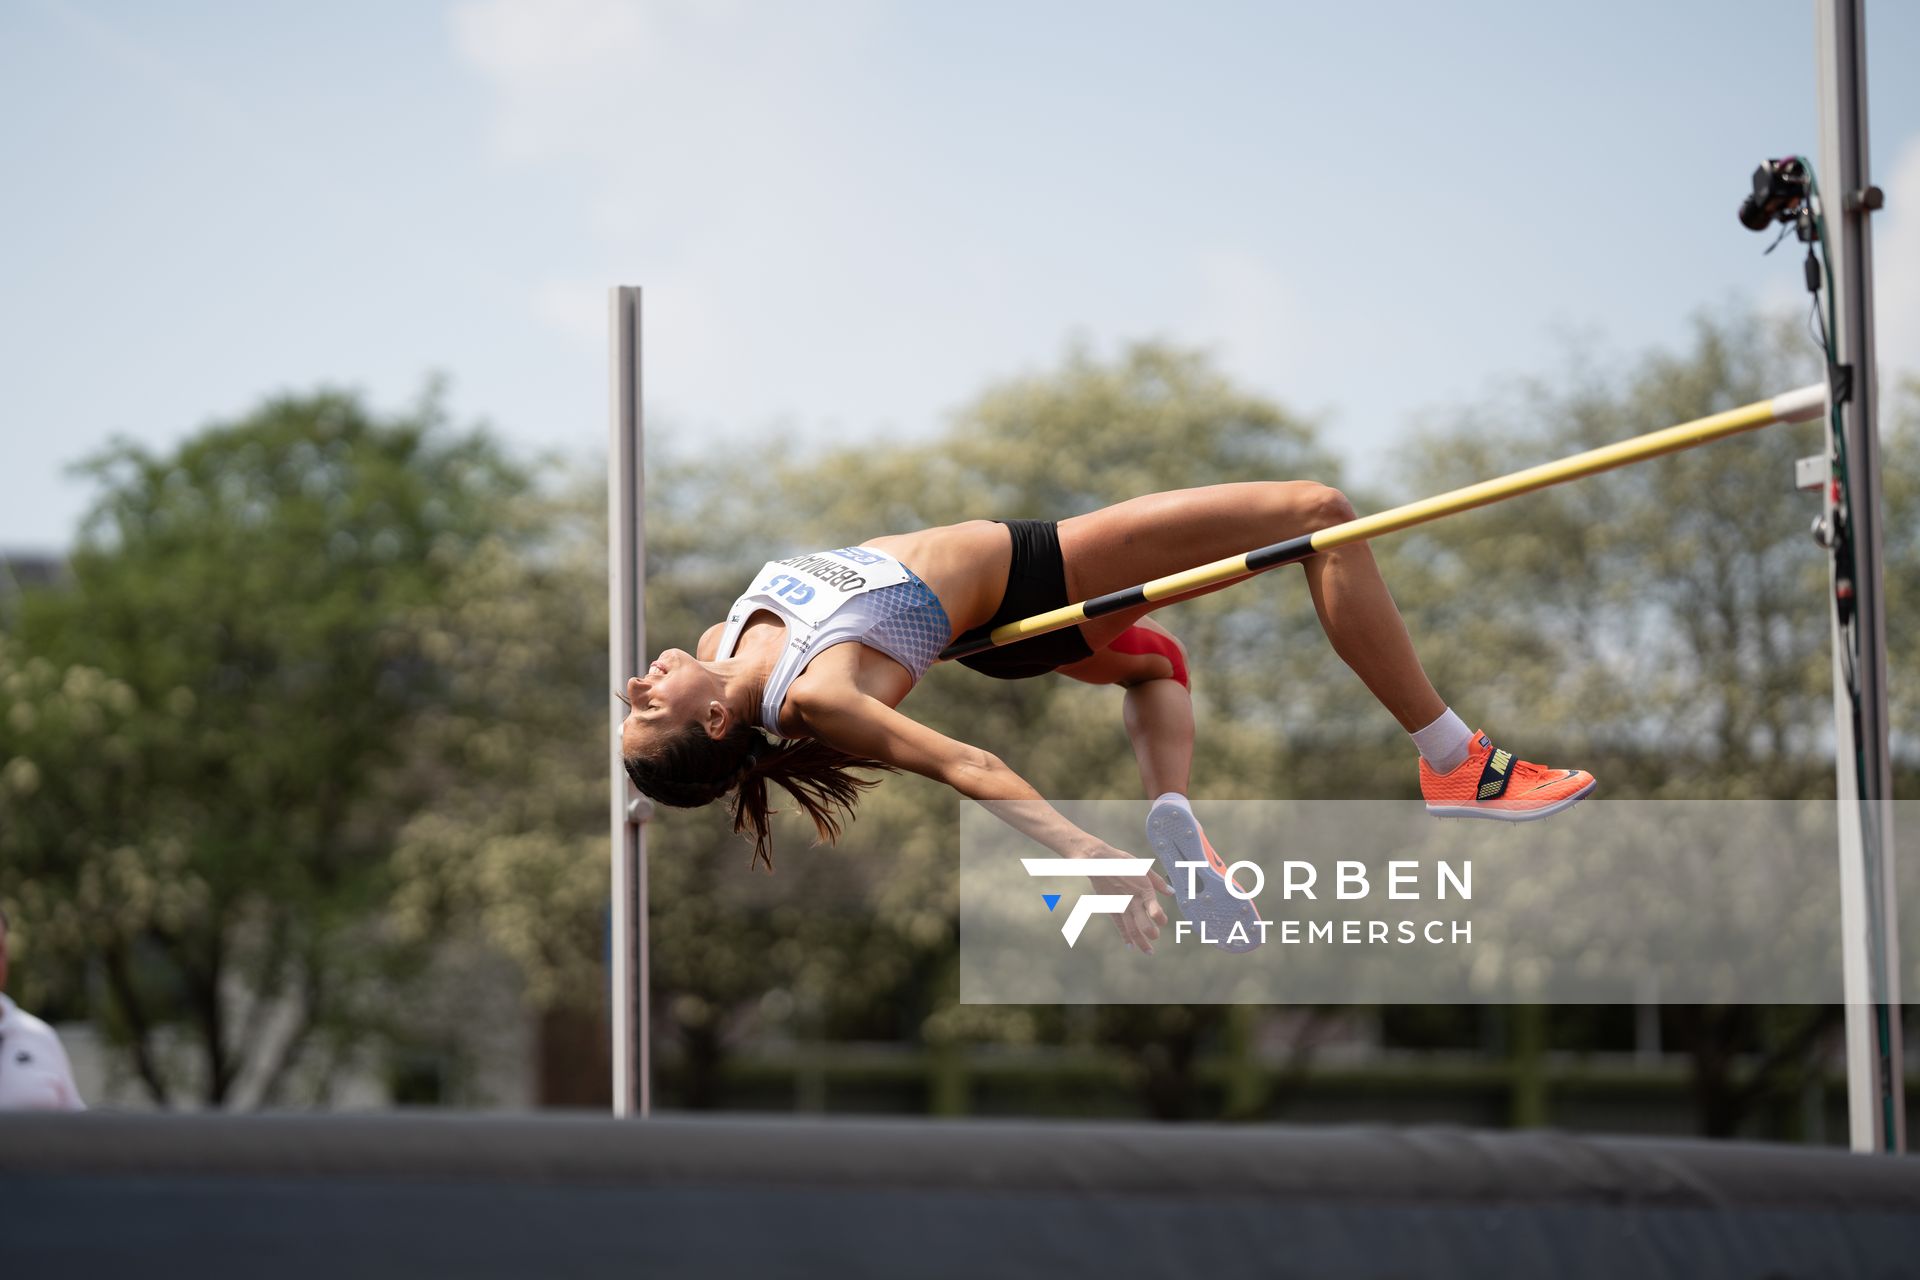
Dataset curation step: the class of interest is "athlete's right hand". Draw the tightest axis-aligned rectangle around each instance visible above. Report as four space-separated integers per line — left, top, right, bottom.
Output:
1086 855 1171 954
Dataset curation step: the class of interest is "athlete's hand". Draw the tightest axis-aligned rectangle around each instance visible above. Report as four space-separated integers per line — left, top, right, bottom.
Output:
1087 855 1171 954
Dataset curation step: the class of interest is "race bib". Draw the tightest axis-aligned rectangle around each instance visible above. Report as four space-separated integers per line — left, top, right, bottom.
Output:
742 546 909 628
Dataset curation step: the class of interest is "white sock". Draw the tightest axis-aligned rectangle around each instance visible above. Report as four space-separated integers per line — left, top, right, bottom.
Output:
1151 791 1193 816
1410 707 1473 774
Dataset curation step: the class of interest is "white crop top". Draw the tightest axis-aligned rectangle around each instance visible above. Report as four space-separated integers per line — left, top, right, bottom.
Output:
716 546 954 736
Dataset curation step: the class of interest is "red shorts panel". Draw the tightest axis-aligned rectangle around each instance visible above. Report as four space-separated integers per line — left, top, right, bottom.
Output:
1106 625 1189 688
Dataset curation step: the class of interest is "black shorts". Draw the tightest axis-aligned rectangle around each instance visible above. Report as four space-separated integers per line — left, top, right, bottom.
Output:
954 519 1095 680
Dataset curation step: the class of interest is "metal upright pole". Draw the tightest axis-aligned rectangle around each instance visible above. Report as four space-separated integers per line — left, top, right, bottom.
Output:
1815 0 1902 1153
608 286 651 1117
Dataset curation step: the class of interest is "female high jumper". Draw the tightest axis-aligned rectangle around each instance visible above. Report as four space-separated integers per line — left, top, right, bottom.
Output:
619 483 1595 953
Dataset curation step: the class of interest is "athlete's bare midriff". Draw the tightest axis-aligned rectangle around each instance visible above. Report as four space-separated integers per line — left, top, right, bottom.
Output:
861 519 1013 637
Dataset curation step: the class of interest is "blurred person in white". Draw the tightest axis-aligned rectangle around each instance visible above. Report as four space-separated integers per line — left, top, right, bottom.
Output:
0 903 85 1111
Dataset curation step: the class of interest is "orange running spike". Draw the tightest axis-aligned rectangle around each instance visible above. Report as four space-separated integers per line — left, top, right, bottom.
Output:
1420 731 1597 821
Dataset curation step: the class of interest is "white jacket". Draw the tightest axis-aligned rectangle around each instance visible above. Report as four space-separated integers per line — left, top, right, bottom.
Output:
0 993 85 1111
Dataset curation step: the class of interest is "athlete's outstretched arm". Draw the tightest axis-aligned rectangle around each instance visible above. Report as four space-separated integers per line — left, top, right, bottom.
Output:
792 685 1170 951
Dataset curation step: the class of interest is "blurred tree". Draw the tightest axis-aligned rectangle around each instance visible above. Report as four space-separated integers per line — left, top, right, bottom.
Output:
386 483 609 1001
0 388 529 1106
1383 310 1832 791
1880 375 1920 769
1382 312 1920 1137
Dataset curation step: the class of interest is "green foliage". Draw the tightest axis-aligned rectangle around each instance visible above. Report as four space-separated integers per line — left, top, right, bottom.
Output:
0 388 530 1105
1377 315 1919 1137
943 341 1335 518
1383 312 1835 796
1881 376 1920 757
387 483 609 1012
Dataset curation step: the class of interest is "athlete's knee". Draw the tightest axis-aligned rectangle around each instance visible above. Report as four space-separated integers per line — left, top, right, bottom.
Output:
1289 481 1356 532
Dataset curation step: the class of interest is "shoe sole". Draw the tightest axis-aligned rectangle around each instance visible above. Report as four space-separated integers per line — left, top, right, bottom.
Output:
1145 804 1263 952
1425 776 1598 822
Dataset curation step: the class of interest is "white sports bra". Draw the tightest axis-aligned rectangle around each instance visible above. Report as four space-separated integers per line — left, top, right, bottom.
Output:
716 546 954 736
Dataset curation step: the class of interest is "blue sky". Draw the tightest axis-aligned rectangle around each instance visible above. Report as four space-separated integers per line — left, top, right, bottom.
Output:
3 0 1917 550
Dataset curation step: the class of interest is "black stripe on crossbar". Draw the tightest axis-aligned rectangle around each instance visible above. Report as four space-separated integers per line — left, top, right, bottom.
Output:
937 635 994 661
1082 584 1150 619
1246 534 1317 572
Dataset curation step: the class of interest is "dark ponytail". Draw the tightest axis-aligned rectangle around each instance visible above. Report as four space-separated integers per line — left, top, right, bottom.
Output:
624 724 896 872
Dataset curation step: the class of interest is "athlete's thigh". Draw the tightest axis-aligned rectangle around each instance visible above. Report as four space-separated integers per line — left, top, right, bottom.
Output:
1055 481 1337 606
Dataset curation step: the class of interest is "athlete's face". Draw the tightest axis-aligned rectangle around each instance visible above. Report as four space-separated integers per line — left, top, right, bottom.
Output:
619 649 723 756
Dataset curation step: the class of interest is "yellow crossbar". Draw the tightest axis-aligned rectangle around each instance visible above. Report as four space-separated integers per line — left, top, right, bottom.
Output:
1315 384 1829 550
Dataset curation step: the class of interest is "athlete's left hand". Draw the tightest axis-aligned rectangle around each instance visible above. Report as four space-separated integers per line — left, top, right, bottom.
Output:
1088 861 1171 954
